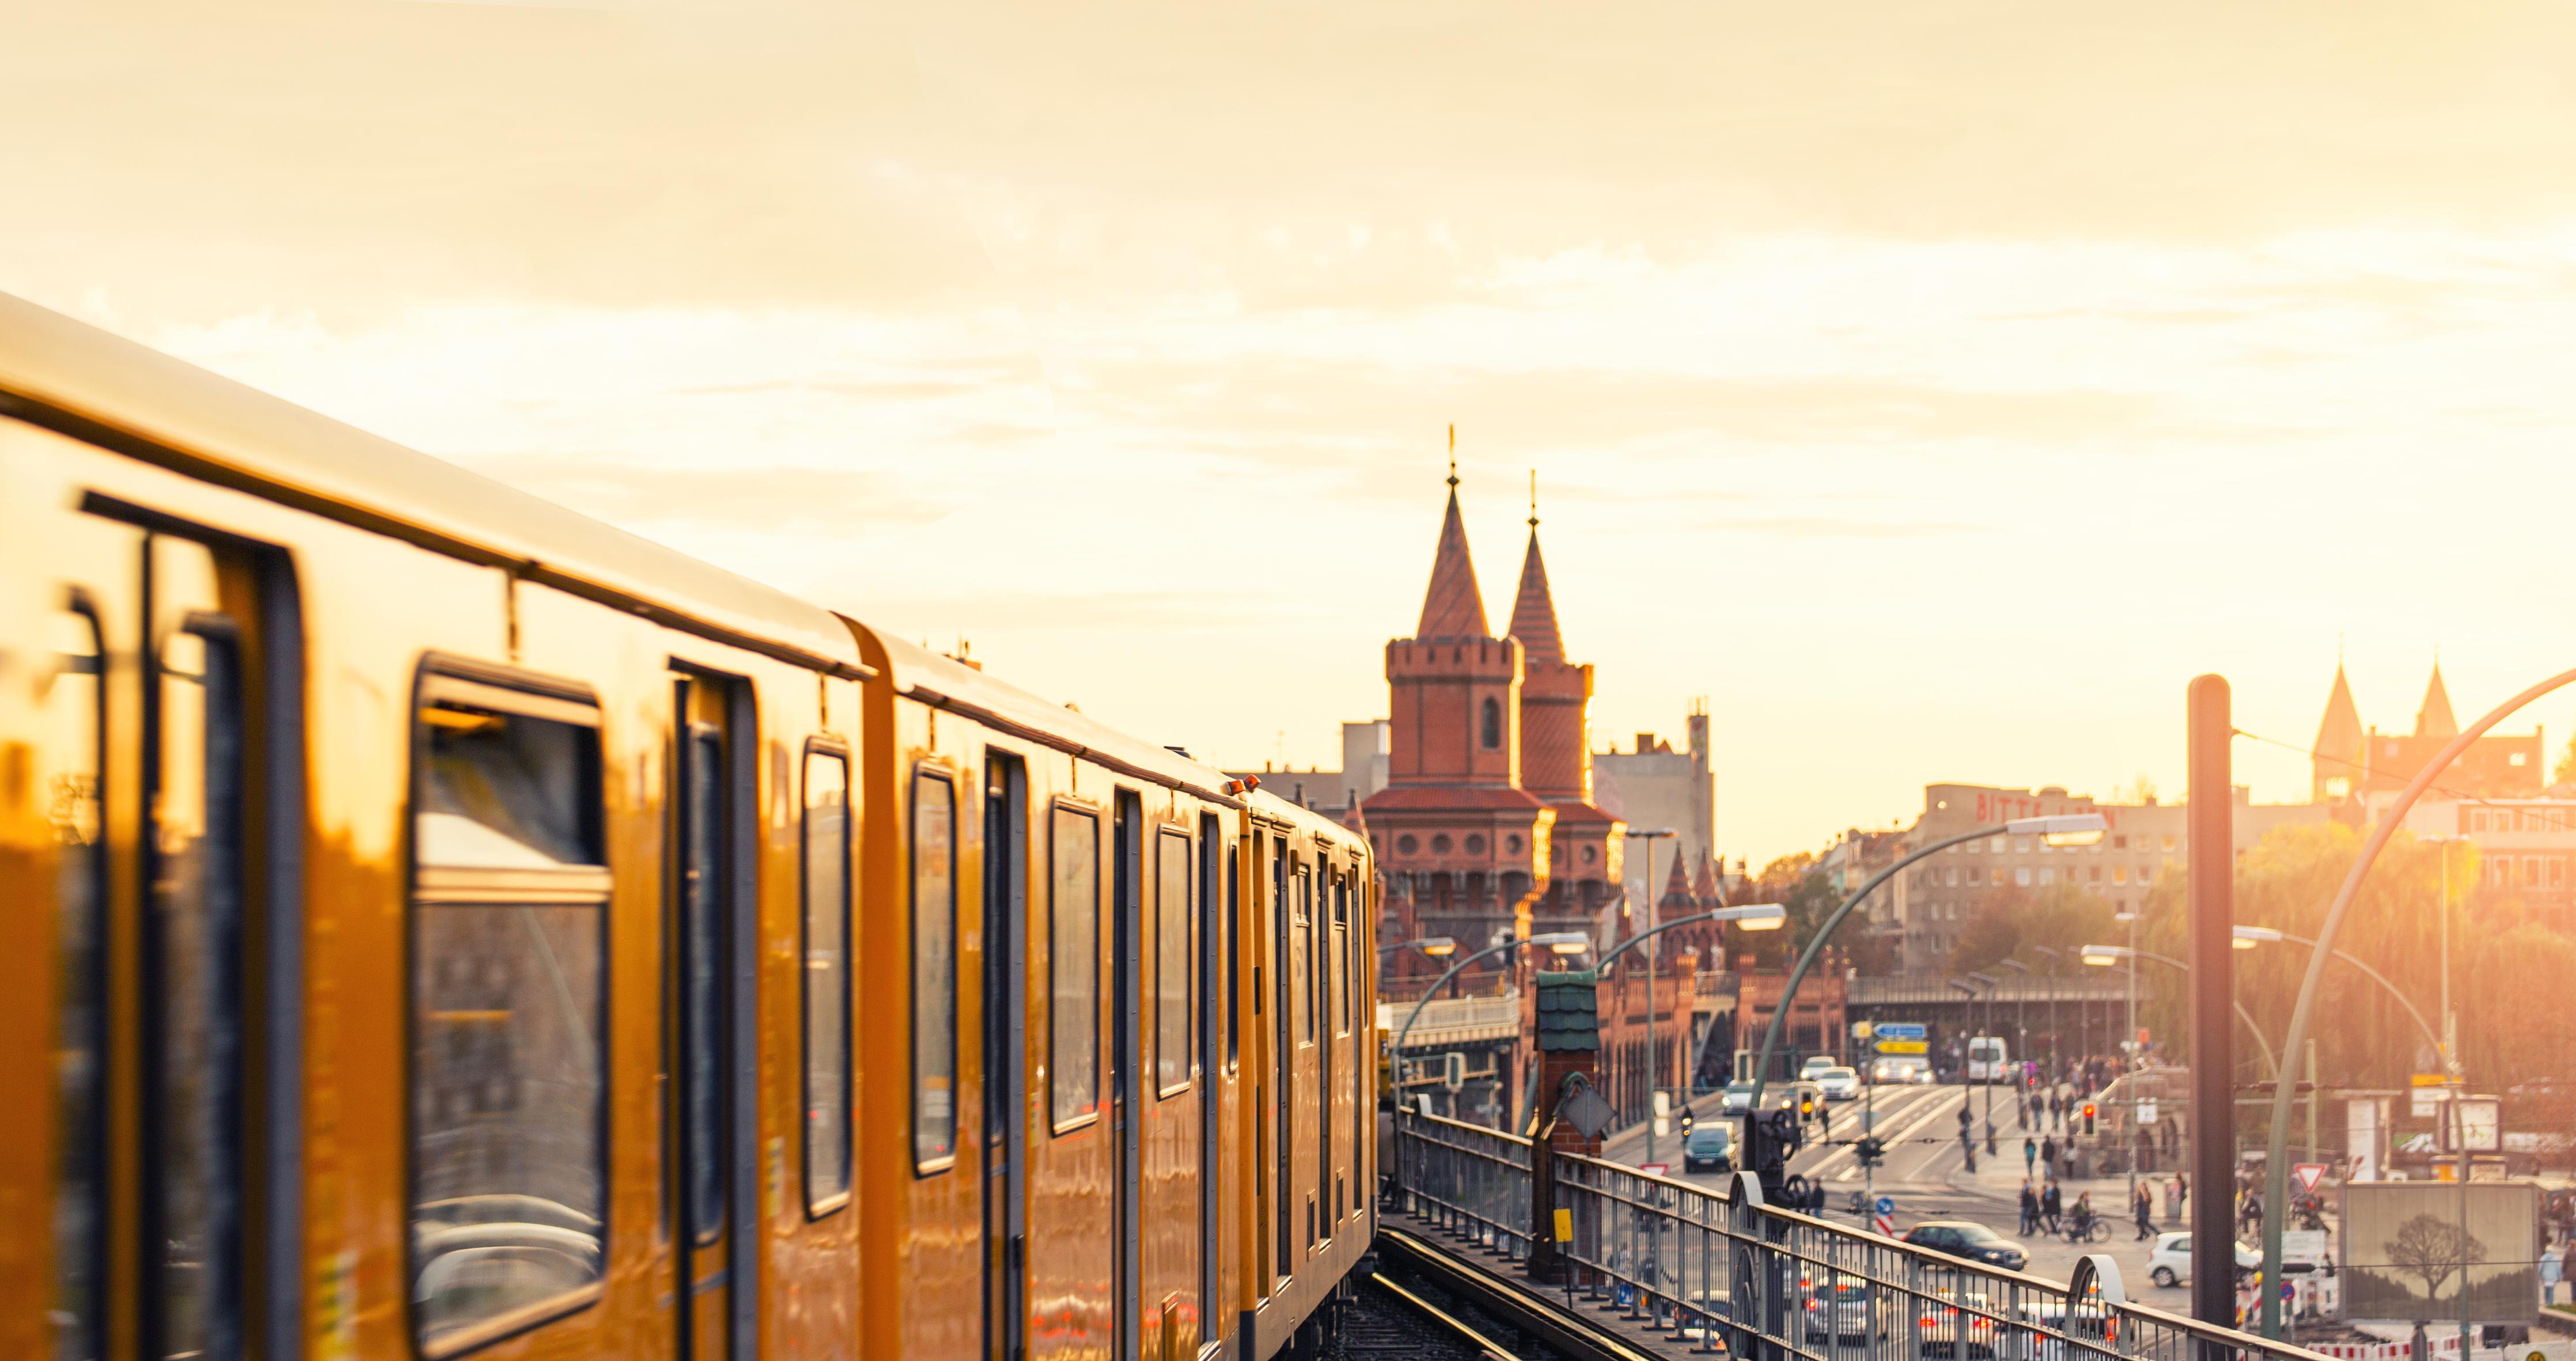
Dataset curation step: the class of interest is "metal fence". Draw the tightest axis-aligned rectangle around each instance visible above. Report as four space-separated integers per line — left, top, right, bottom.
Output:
1395 1110 2339 1361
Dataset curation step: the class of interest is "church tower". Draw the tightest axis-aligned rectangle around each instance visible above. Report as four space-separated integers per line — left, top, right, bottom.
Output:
2313 660 2364 804
1367 440 1554 964
1507 475 1624 928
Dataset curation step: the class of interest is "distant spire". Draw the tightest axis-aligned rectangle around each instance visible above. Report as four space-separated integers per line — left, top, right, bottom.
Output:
2416 660 2460 740
2314 662 2363 759
1692 852 1721 907
1662 846 1694 905
1508 475 1566 666
1415 441 1490 640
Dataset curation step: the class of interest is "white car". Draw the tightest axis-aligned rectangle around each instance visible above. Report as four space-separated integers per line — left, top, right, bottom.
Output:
2145 1231 2259 1288
1816 1066 1862 1101
1801 1055 1840 1079
1872 1056 1934 1085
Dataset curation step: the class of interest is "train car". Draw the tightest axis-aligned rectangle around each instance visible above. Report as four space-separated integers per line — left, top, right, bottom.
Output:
0 289 1373 1361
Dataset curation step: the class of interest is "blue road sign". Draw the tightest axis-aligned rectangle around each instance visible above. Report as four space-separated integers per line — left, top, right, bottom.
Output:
1874 1196 1895 1215
1877 1023 1927 1041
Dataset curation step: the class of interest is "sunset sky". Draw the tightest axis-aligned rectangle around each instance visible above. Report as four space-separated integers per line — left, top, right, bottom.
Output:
13 2 2576 864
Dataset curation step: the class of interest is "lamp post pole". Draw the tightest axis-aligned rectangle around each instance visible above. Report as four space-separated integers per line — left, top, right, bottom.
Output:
1593 901 1788 1165
1625 828 1677 1162
1967 971 2000 1151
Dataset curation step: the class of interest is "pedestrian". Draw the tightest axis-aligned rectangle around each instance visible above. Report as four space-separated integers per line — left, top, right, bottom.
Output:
2041 1133 2058 1169
2020 1180 2040 1237
2025 1135 2038 1174
2133 1182 2154 1240
2543 1241 2563 1310
2174 1172 2189 1223
2241 1189 2263 1237
2043 1180 2064 1235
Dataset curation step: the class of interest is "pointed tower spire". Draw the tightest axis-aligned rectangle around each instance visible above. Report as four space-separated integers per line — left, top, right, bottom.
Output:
1415 429 1491 639
2313 659 2365 802
1661 846 1694 904
2416 659 2459 740
1507 472 1566 665
1692 851 1722 907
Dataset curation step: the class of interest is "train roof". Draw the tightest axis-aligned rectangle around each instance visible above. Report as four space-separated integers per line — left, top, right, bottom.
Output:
1245 786 1367 853
0 291 866 680
855 625 1242 809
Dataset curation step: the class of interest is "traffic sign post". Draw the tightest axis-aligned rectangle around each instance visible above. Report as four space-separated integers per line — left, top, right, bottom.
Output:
1873 1195 1896 1235
2293 1163 2326 1195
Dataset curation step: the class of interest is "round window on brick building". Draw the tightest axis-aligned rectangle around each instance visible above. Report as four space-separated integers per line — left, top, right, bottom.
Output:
1506 834 1522 854
1480 697 1501 749
1431 833 1453 855
1581 845 1597 864
1464 834 1486 855
1396 834 1418 856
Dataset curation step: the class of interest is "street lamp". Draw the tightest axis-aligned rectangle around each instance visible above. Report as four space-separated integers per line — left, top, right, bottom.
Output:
2033 943 2069 1071
2225 926 2445 1074
1966 970 2001 1151
1622 827 1678 1154
1748 812 2107 1113
1377 935 1459 960
2079 945 2278 1078
1596 900 1787 1164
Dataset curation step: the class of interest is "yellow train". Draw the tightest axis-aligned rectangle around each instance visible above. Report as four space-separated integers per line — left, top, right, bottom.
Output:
0 293 1377 1361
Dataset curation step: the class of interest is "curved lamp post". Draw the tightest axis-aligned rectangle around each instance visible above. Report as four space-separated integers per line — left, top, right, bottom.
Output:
1595 902 1789 1161
1748 812 2109 1112
2228 926 2444 1062
2078 944 2279 1078
2256 665 2576 1339
1391 930 1592 1068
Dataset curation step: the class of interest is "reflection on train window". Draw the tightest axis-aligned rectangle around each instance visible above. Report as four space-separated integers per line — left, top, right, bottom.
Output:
1292 862 1311 1045
1223 838 1238 1070
410 687 608 1356
803 749 851 1208
1155 830 1191 1095
1332 877 1350 1038
155 616 247 1361
1049 806 1099 1128
679 726 726 1245
51 606 105 1361
912 769 958 1167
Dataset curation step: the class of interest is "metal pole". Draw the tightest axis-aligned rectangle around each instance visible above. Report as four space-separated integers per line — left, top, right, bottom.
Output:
2187 674 2237 1340
1645 835 1658 1163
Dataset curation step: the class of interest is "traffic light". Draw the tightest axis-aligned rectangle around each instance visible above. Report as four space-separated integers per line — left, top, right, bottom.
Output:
2082 1102 2097 1135
1800 1093 1817 1120
1855 1136 1886 1168
1679 1107 1695 1136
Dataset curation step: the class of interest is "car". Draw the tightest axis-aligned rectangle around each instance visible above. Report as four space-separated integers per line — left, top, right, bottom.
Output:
1683 1125 1735 1173
1720 1081 1756 1114
1901 1220 2030 1273
2144 1231 2260 1288
1873 1056 1934 1085
1816 1066 1862 1101
1913 1290 2009 1360
1801 1273 1886 1347
1802 1054 1841 1078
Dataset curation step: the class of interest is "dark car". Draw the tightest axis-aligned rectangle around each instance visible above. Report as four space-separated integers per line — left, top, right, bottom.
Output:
1684 1125 1735 1173
1901 1220 2029 1273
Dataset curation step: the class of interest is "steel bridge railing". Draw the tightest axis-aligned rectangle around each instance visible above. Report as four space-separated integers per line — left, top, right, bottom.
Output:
1393 1110 2339 1361
1389 1109 1534 1260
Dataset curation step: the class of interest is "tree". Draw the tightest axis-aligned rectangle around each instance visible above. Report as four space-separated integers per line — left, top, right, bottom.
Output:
2556 731 2576 786
1946 882 2115 976
2383 1212 2486 1303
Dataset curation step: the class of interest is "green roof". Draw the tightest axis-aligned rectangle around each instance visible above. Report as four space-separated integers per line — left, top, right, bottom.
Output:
1535 968 1600 1052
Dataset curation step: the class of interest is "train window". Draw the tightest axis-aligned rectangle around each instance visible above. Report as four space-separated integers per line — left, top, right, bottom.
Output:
51 605 107 1361
803 748 853 1208
1156 829 1192 1096
680 726 726 1245
912 769 959 1168
410 679 608 1356
1050 806 1100 1129
1214 829 1236 1071
156 616 248 1361
1293 862 1312 1045
1333 877 1350 1038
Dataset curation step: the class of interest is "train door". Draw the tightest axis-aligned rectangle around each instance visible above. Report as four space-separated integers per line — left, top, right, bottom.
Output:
1195 814 1223 1338
1270 836 1291 1280
1110 792 1143 1361
982 753 1028 1361
40 506 296 1361
1313 863 1331 1247
669 669 754 1360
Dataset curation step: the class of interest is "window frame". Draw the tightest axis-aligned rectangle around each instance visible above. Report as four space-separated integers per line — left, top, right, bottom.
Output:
911 764 962 1173
1154 826 1195 1099
801 740 855 1213
403 657 612 1360
1048 799 1104 1135
51 595 111 1361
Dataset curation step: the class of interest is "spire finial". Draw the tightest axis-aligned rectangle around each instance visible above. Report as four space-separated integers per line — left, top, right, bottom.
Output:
1528 469 1539 529
1447 424 1458 488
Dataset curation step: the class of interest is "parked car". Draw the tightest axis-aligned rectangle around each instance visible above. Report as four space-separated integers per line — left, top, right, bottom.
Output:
1901 1220 2029 1273
2144 1231 2259 1288
1817 1066 1862 1101
1802 1274 1887 1347
1684 1125 1736 1173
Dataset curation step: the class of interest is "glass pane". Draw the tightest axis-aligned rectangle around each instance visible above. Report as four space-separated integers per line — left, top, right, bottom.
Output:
683 729 724 1241
912 772 957 1164
803 752 851 1205
411 902 605 1352
1050 809 1098 1126
50 609 105 1361
1156 833 1190 1093
410 692 607 1351
1292 867 1310 1045
155 622 244 1361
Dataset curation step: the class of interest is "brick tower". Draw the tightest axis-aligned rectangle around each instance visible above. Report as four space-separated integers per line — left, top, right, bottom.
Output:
1506 478 1624 933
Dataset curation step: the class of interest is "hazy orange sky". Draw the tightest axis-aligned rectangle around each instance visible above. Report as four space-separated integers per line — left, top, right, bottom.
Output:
14 2 2576 864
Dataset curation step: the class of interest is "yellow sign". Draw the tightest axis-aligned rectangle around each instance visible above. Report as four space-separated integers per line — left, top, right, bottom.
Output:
1877 1040 1929 1055
1553 1208 1574 1243
1854 1022 1875 1039
2412 1073 2450 1087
